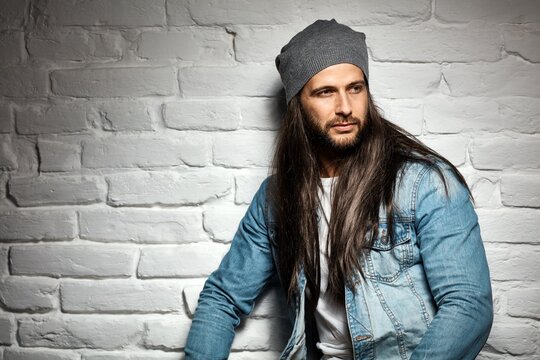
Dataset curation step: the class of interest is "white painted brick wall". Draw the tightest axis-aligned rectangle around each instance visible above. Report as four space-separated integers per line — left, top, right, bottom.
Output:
0 0 538 359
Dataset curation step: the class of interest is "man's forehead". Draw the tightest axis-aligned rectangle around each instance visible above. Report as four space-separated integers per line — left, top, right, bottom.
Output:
305 63 366 88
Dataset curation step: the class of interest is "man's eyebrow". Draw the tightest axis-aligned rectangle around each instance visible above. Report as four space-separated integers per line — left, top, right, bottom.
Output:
309 85 335 95
348 80 366 87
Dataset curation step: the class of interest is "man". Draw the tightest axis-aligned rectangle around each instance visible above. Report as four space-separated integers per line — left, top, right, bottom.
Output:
185 19 493 359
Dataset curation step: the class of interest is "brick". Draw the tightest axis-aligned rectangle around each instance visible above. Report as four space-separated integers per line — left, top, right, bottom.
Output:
12 136 38 175
0 210 76 242
0 315 13 345
142 316 288 351
186 0 298 25
28 30 123 61
203 204 248 242
425 96 499 134
83 352 179 360
0 276 58 312
491 285 504 316
3 348 80 360
79 208 207 243
18 316 142 350
497 97 540 134
299 0 431 25
469 175 501 208
179 64 281 97
184 282 286 317
501 173 540 207
232 317 289 351
0 103 12 133
471 135 540 170
213 130 276 168
232 25 304 63
51 68 177 98
0 165 7 189
503 26 540 62
15 103 89 135
426 96 540 134
238 97 282 130
477 209 540 243
486 318 537 355
475 353 508 360
435 0 540 23
139 29 233 64
12 137 39 176
0 0 26 29
375 99 423 136
3 349 77 360
485 244 539 281
0 247 8 275
0 67 47 98
137 243 228 278
419 135 467 166
0 31 24 65
164 99 240 131
507 288 540 320
90 101 153 131
35 0 166 26
370 63 440 99
82 135 209 168
0 134 17 171
10 245 136 278
235 170 269 204
82 352 179 360
142 316 191 350
61 280 183 313
39 140 81 172
442 57 540 97
182 284 203 316
229 352 282 360
367 24 501 63
107 169 232 206
0 173 7 201
8 175 106 207
166 0 195 26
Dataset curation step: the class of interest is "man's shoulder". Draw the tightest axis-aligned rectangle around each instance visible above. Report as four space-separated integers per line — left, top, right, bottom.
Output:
398 158 458 186
394 159 465 212
398 158 470 208
397 160 437 188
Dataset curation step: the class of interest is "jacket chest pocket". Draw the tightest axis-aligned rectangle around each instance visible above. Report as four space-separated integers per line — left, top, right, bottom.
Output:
365 221 413 283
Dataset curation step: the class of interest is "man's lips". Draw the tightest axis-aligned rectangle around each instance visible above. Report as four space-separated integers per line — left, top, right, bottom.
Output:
331 122 357 131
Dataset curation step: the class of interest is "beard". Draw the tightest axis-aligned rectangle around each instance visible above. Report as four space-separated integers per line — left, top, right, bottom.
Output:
303 112 364 155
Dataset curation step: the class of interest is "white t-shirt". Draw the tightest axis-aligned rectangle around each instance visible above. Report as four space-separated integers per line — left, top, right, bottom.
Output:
315 177 353 359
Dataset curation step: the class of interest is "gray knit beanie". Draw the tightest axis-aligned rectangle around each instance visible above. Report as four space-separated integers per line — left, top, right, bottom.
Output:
275 19 369 104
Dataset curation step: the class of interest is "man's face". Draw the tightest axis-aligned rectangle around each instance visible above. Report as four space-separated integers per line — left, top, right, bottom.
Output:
299 63 368 151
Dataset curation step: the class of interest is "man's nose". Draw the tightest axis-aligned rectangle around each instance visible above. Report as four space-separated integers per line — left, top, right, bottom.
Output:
335 92 352 117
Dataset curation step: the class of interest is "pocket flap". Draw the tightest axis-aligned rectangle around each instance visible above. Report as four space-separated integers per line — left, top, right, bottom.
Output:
371 222 411 251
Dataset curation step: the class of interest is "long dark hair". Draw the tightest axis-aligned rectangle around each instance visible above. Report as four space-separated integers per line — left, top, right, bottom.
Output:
270 89 469 312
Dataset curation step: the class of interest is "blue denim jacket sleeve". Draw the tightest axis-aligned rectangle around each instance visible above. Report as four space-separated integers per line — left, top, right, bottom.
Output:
184 179 275 360
409 165 493 360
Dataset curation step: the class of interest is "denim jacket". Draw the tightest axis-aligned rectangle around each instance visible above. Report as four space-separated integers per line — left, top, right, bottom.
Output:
185 161 493 359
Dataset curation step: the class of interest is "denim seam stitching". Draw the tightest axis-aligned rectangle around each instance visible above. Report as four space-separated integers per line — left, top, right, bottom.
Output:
370 279 408 359
404 269 431 326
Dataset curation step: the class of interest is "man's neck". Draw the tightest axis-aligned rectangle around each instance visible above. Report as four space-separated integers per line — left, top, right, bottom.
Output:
318 151 340 178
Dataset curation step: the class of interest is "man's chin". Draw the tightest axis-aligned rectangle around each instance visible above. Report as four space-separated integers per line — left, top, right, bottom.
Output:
328 134 361 151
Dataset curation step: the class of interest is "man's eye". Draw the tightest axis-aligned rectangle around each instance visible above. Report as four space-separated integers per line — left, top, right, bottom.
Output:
317 89 332 96
350 85 363 93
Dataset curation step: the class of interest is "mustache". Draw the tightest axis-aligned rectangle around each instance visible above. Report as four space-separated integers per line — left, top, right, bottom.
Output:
325 116 362 130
